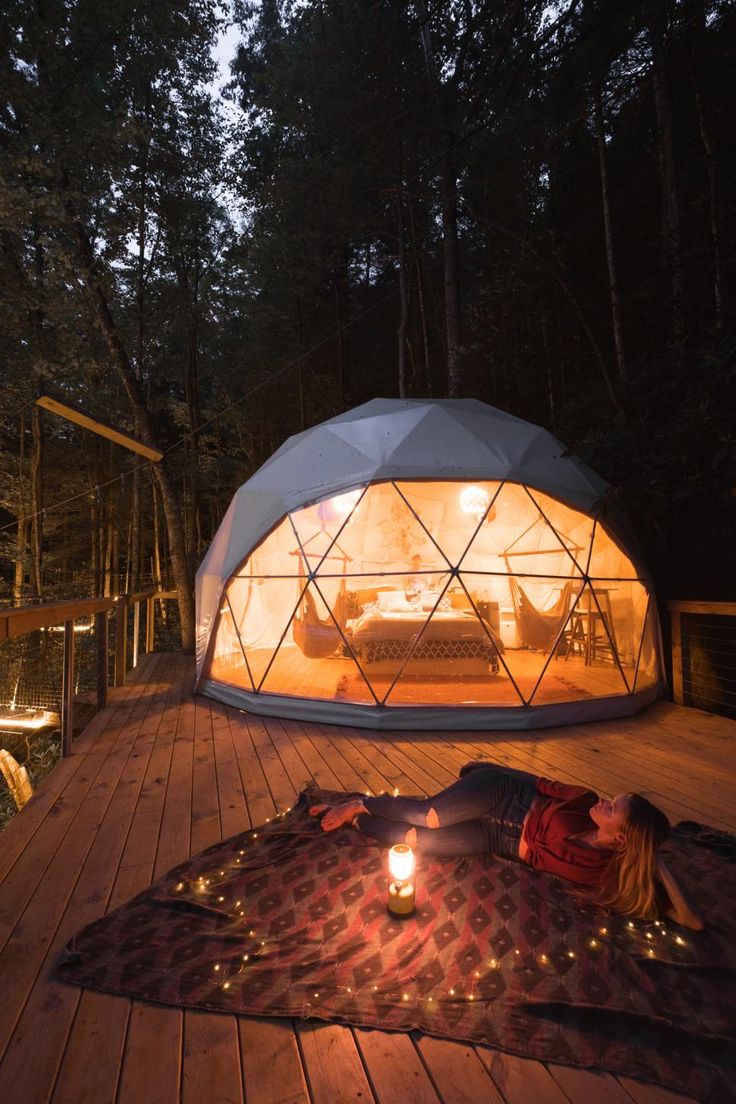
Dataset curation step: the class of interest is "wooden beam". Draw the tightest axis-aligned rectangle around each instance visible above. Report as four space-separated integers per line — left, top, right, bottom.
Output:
667 599 736 617
0 597 116 639
36 394 163 462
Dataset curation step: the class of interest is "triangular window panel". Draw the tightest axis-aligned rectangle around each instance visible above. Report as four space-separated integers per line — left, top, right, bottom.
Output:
382 575 524 707
533 583 629 703
259 581 375 704
460 482 583 580
459 572 586 705
588 520 640 580
338 572 453 704
326 481 449 582
289 487 366 573
226 574 306 691
634 598 660 692
525 488 596 577
236 515 302 578
393 480 502 571
206 590 254 692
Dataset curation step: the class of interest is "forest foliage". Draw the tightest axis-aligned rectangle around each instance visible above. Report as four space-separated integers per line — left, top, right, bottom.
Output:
1 0 734 648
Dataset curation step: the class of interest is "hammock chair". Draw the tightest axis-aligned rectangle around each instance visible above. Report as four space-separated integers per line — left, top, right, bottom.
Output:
505 570 573 652
292 556 349 659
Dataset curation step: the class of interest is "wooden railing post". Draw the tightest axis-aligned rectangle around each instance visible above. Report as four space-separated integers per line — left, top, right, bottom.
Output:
670 608 683 704
145 596 155 653
132 600 140 669
114 596 128 687
96 610 108 711
61 619 75 756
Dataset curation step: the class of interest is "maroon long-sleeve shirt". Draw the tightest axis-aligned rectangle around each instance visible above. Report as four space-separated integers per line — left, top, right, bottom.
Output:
522 778 613 888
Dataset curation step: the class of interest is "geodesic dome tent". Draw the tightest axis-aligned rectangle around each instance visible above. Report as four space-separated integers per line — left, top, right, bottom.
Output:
196 399 662 729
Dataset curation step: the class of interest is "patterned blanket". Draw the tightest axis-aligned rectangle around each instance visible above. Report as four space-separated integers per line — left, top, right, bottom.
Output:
54 788 736 1103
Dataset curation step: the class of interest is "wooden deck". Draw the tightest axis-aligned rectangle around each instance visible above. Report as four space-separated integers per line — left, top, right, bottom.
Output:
0 652 733 1104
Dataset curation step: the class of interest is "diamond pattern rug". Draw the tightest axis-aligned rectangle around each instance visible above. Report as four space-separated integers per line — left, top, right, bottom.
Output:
54 788 736 1103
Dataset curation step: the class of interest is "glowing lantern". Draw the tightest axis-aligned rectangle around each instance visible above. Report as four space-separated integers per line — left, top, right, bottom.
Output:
387 843 416 918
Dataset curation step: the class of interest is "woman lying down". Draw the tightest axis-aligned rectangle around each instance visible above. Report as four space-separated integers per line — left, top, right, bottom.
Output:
310 763 703 930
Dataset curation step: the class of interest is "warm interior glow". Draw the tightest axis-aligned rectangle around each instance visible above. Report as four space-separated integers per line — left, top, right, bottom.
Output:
388 843 415 882
206 478 657 709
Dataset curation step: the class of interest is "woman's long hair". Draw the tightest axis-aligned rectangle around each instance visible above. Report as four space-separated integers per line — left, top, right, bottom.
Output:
595 794 671 919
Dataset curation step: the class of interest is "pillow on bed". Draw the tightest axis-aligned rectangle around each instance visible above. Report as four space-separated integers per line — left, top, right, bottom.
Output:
377 591 413 612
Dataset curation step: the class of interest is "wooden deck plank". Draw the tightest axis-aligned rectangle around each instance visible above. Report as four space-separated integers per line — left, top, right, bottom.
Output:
0 659 161 947
116 661 197 1104
413 1035 505 1104
354 1028 442 1104
297 1021 376 1104
0 655 179 1103
179 695 245 1104
475 1049 572 1104
0 654 732 1104
238 1017 309 1104
50 658 186 1104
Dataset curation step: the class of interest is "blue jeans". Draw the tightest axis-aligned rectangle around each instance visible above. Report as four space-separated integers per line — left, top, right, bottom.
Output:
357 767 536 860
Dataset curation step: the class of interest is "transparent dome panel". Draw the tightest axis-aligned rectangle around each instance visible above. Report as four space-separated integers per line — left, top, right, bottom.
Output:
225 574 305 690
289 487 367 572
634 600 660 691
525 488 596 576
259 580 375 704
206 591 254 691
460 482 582 579
530 581 643 703
329 482 450 579
243 514 304 578
394 480 503 570
451 572 586 705
383 577 524 707
588 520 640 580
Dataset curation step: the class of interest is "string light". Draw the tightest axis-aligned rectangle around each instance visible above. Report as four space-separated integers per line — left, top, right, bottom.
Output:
675 935 685 946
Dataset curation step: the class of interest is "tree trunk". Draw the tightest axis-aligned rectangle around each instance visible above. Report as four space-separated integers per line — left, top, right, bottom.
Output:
396 187 409 399
692 84 724 328
130 465 142 592
648 17 686 358
408 197 432 395
29 401 43 599
593 89 627 382
72 219 195 652
90 494 100 596
183 261 201 569
335 256 351 405
441 149 462 397
13 412 28 602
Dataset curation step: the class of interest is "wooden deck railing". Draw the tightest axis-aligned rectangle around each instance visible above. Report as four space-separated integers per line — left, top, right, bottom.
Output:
0 590 177 756
667 599 736 718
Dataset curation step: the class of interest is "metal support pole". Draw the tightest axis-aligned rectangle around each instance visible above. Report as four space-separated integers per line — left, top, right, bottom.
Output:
146 596 155 653
114 596 128 687
61 619 75 756
96 610 108 711
132 600 140 669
